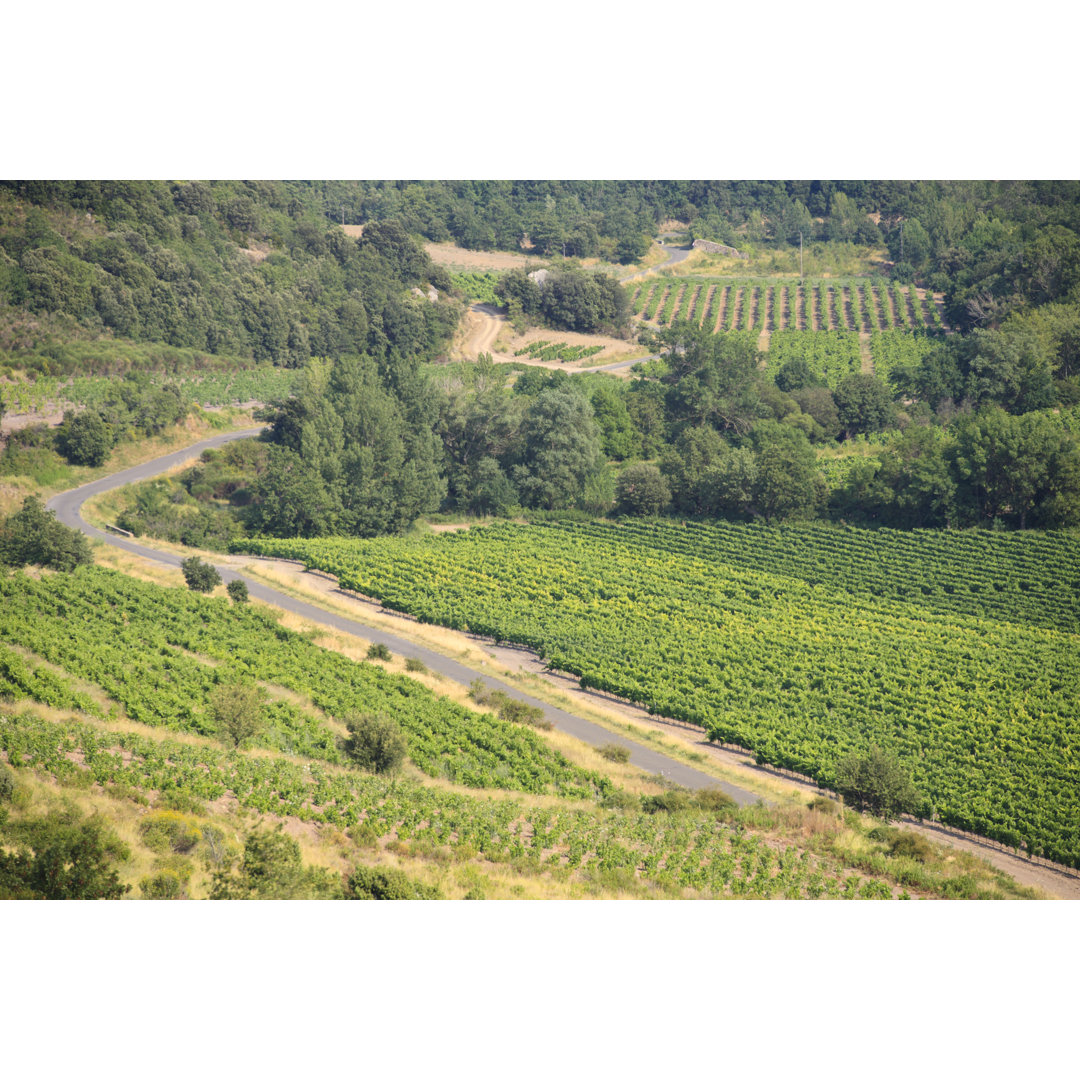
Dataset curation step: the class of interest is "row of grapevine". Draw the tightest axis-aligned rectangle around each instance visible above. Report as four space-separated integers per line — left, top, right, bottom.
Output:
232 520 1080 867
514 341 604 363
632 279 942 336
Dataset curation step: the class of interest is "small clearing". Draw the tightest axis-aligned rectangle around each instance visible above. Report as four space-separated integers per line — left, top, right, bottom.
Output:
424 242 542 272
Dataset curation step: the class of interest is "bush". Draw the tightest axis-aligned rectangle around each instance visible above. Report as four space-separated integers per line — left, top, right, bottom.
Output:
344 865 442 900
0 764 15 802
139 810 202 854
181 556 221 593
808 794 840 815
598 743 631 764
600 788 639 811
210 827 342 899
403 656 427 673
226 579 249 603
694 787 736 813
157 789 205 816
366 642 392 661
342 712 407 774
0 809 130 899
57 409 112 466
887 830 936 862
139 869 185 900
0 496 92 571
615 463 671 517
641 790 692 814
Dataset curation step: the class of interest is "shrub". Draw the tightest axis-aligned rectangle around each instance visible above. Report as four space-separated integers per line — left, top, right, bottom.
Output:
342 712 408 774
157 789 206 816
344 865 442 900
139 869 185 900
139 810 202 854
209 827 342 899
365 642 392 661
0 809 130 899
226 579 249 603
615 463 671 516
600 788 639 811
403 656 427 673
887 830 936 862
598 743 631 764
0 763 15 802
0 496 93 571
181 556 221 593
641 790 692 814
695 787 736 813
808 794 841 815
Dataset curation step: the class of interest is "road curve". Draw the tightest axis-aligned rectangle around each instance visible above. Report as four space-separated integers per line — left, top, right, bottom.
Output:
46 430 762 805
618 242 694 284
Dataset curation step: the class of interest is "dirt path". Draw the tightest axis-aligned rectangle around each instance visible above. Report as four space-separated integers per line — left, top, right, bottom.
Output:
458 302 508 358
455 303 651 377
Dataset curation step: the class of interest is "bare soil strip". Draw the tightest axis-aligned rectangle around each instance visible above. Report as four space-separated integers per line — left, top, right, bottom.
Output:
424 241 540 272
859 332 873 372
669 283 689 323
700 284 717 327
904 286 920 327
713 286 729 332
732 288 744 330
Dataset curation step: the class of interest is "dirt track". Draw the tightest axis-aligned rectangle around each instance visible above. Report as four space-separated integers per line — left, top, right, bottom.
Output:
456 303 650 377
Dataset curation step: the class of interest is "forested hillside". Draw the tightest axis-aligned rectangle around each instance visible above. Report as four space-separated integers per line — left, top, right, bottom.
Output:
0 181 460 375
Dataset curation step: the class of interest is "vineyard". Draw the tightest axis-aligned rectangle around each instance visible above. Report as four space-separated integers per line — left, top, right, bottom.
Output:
514 341 605 364
0 566 957 899
233 520 1080 867
449 271 500 305
1 707 919 898
0 367 300 417
868 329 944 387
767 331 864 386
629 278 945 336
0 567 609 799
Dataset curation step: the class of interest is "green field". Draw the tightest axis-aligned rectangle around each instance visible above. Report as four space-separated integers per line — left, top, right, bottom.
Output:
0 564 939 899
234 519 1080 866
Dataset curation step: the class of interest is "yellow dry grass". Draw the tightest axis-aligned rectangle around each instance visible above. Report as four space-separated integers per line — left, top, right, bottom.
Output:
423 242 544 273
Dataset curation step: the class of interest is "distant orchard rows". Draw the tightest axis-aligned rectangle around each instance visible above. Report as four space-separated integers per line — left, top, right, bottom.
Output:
629 277 946 335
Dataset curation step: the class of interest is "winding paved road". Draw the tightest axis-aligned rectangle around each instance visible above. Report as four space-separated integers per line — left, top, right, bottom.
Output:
46 431 762 806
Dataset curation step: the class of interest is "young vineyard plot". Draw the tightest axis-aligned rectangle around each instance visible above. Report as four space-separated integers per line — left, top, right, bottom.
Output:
631 279 940 335
235 521 1080 867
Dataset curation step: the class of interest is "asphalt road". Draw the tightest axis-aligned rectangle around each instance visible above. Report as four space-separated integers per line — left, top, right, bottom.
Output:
618 242 694 284
46 429 763 805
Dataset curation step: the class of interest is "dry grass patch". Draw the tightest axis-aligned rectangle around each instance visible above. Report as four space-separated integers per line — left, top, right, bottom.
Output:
424 241 543 273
